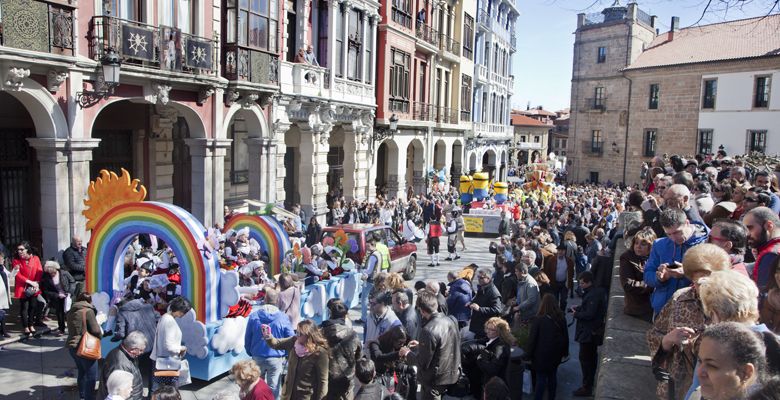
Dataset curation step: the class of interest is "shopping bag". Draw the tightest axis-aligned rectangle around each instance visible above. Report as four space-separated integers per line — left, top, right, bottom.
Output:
64 294 72 313
522 369 532 394
178 359 191 387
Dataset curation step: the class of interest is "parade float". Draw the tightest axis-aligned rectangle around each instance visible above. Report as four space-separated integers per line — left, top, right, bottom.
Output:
458 162 556 235
83 169 362 381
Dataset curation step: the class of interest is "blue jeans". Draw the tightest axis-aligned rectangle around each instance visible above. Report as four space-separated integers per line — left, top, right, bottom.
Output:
360 281 374 322
69 347 98 400
254 356 286 398
534 368 558 400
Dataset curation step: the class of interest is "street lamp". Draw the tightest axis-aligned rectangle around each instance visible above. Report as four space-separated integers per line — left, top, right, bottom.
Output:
77 48 122 108
373 113 399 143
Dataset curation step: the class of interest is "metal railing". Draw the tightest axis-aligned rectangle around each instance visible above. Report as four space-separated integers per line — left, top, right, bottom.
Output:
413 102 435 121
415 22 439 46
477 9 490 27
0 6 74 56
460 110 471 122
435 106 458 124
583 140 604 155
587 97 607 111
438 33 460 56
89 16 219 76
389 98 410 113
223 44 278 84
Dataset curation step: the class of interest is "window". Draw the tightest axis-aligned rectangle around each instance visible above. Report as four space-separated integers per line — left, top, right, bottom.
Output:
697 129 713 155
107 0 141 20
161 0 193 33
597 46 606 63
391 0 412 28
702 79 717 109
365 20 373 83
444 71 450 109
227 0 278 52
418 61 426 103
747 130 767 153
534 135 540 143
562 138 568 149
481 92 488 122
520 135 526 142
644 130 657 157
648 84 659 110
461 74 472 120
317 0 329 67
463 14 474 60
229 123 249 184
389 48 410 112
335 10 344 76
593 87 605 109
755 76 771 108
591 130 602 153
347 9 363 81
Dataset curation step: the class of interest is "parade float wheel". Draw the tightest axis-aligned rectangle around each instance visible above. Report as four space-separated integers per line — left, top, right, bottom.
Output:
403 255 417 280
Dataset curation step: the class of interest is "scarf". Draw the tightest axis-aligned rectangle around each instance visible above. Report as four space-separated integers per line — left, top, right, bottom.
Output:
294 341 309 358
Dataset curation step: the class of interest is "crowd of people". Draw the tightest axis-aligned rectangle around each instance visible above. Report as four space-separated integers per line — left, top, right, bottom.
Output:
2 151 780 400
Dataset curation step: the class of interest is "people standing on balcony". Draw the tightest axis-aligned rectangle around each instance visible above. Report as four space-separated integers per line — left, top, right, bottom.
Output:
294 48 306 63
305 46 319 66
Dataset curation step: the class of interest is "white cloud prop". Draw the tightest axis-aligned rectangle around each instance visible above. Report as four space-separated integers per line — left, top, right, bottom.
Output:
92 292 110 317
175 309 209 359
219 269 241 317
211 316 248 355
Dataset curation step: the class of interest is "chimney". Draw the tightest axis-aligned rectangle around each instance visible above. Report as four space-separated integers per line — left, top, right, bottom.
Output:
668 16 680 40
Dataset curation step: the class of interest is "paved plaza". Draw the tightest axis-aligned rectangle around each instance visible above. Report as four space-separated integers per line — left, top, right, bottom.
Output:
0 236 584 400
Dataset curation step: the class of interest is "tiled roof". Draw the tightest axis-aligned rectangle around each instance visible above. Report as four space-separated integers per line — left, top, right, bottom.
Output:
625 14 780 70
511 114 551 127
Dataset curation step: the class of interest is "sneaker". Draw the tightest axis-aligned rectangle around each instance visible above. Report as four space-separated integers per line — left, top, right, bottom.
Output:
444 257 453 261
436 262 440 266
455 256 461 260
573 387 592 397
427 263 435 267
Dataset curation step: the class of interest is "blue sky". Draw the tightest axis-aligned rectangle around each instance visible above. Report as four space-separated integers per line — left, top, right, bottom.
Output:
511 0 777 112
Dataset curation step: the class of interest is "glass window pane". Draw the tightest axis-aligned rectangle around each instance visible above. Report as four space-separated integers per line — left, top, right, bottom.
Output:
227 9 237 42
251 0 261 13
259 0 269 15
249 14 261 46
258 18 268 49
239 11 248 45
269 20 277 52
228 0 236 6
270 0 278 19
240 0 249 9
178 0 191 33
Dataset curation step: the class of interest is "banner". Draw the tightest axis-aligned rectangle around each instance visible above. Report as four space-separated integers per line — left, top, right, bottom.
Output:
464 216 484 233
121 24 155 61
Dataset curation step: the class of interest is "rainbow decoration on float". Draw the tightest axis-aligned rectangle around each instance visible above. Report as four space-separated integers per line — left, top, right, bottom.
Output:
86 202 221 323
223 214 291 275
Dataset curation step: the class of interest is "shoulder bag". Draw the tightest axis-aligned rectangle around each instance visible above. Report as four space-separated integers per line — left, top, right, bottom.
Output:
76 309 101 360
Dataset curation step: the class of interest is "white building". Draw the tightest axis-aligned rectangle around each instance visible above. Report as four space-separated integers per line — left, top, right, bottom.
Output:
698 70 780 156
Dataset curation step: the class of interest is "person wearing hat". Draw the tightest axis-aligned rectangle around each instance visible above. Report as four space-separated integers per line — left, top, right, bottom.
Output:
543 243 574 312
127 257 155 297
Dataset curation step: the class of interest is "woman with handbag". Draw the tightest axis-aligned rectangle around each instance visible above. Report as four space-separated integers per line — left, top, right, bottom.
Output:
66 292 103 400
41 260 76 335
12 241 43 335
527 294 569 400
150 296 191 389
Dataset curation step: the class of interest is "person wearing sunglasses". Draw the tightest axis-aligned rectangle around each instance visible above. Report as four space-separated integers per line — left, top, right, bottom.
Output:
12 241 43 335
743 189 771 214
707 219 750 278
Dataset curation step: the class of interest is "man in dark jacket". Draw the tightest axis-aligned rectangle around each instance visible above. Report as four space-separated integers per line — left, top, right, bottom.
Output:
97 331 147 400
572 271 607 397
469 268 503 338
321 299 362 400
446 273 473 329
62 236 86 282
392 291 420 341
113 298 160 386
401 289 461 400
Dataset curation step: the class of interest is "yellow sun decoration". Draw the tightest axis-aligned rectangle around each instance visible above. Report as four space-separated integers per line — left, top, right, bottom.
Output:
83 168 147 231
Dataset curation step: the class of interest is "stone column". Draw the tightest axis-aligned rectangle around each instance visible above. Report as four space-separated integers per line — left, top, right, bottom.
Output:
27 138 70 260
246 137 266 204
67 139 101 243
211 139 231 226
341 125 358 201
328 0 340 87
298 125 331 223
370 16 378 84
185 138 214 226
361 12 369 83
271 122 291 204
342 2 351 79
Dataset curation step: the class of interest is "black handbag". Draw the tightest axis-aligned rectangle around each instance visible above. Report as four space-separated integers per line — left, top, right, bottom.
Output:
446 367 471 397
24 285 37 298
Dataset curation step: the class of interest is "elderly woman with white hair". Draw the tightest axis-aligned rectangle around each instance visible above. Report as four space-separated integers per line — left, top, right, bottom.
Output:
40 260 75 335
99 331 149 400
105 370 135 400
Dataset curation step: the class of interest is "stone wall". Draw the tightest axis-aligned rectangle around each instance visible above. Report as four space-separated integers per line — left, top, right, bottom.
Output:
595 248 656 399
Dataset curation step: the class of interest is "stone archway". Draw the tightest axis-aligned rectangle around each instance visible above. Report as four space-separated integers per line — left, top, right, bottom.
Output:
482 149 497 180
375 139 400 199
451 140 463 186
433 139 447 170
468 152 477 174
406 139 425 197
223 105 271 209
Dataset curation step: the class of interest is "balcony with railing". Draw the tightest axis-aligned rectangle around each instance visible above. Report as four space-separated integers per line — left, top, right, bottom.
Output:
390 98 411 114
415 22 439 50
583 140 604 156
89 16 220 78
460 109 472 122
586 97 607 111
435 106 458 124
516 142 544 150
438 33 460 59
413 102 435 121
477 9 490 29
475 122 514 137
279 61 328 98
1 4 74 57
476 65 489 83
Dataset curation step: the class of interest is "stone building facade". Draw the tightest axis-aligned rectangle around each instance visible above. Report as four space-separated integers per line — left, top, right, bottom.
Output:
569 2 780 185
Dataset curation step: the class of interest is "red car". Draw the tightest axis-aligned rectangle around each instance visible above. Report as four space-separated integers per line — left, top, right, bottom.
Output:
320 224 418 280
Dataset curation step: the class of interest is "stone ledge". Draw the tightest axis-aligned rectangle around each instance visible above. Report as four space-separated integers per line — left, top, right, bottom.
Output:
595 253 655 399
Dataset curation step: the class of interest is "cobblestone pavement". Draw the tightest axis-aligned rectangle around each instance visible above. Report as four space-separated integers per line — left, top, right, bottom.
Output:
0 235 585 399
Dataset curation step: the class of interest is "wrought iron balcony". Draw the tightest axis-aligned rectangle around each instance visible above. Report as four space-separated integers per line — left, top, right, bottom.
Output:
438 33 460 56
510 34 516 48
583 140 604 156
587 97 607 111
460 110 472 122
390 98 411 114
0 4 74 56
477 9 490 28
415 22 439 47
224 44 279 85
435 106 458 124
413 102 435 121
88 16 219 77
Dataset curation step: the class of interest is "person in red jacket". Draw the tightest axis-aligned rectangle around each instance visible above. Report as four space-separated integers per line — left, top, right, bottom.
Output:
12 241 43 335
230 360 274 400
